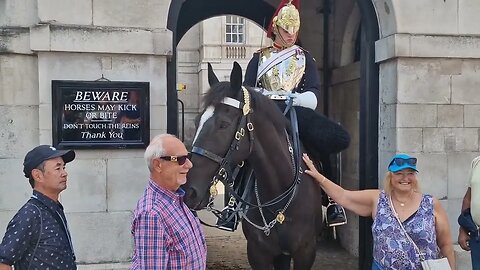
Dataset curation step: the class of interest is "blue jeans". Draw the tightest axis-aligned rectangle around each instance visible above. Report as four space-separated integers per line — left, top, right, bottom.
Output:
471 235 480 270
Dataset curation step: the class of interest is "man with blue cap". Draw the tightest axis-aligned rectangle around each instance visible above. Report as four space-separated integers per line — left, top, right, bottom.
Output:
0 145 77 270
302 152 455 269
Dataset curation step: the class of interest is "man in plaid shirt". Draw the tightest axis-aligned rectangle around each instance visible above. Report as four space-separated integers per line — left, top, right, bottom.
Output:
131 134 207 269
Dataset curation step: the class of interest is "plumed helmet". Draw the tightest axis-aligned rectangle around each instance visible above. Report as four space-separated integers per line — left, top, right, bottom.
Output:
267 0 301 38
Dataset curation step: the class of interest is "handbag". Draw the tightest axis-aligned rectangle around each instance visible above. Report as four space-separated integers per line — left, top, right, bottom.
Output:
389 196 451 270
419 257 450 270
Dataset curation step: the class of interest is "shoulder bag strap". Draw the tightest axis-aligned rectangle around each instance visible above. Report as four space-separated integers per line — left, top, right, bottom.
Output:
26 201 43 270
29 197 75 257
29 198 68 237
388 196 426 261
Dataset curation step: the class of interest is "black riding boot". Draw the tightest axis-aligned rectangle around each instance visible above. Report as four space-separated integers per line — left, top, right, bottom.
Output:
307 151 348 227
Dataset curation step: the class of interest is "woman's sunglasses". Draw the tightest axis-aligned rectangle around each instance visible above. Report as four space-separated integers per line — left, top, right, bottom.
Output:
159 153 192 165
391 157 417 167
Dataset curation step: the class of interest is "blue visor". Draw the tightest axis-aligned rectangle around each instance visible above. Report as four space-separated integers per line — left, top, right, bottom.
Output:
388 154 418 173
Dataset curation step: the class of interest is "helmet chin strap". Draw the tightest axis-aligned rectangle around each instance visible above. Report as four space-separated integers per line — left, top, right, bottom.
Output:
273 26 297 49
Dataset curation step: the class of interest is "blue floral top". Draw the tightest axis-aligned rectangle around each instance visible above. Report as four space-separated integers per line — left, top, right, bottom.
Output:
372 191 440 269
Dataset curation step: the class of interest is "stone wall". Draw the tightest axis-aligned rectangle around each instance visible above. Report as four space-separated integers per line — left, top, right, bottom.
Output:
0 0 172 267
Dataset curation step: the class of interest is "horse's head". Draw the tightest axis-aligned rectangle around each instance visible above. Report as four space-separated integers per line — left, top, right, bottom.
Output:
184 62 253 209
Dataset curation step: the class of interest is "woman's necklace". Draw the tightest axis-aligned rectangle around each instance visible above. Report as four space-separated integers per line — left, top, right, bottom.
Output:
392 191 413 207
397 199 407 207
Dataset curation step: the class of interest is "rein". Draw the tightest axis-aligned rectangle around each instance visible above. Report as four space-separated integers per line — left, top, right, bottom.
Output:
191 87 304 234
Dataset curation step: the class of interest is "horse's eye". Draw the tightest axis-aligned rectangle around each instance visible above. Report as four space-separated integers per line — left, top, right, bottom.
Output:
219 121 230 129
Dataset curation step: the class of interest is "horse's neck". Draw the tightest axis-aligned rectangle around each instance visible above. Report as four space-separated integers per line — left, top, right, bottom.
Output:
249 128 294 192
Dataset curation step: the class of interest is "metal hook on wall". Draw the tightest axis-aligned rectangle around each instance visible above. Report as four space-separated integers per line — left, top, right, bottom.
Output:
95 74 111 82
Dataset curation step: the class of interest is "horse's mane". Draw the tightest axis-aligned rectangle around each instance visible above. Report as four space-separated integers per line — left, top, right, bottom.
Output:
202 82 288 132
202 81 238 108
248 88 289 132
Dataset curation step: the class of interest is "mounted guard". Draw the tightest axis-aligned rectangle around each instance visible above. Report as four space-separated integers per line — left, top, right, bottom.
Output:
240 0 350 229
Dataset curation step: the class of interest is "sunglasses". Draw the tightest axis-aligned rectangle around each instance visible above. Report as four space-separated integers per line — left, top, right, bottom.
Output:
390 157 417 167
159 153 192 165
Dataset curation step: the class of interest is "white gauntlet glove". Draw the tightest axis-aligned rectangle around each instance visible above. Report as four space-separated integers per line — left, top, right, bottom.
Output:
287 91 317 110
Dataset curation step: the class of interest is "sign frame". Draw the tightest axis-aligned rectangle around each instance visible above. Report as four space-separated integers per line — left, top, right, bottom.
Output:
52 80 150 149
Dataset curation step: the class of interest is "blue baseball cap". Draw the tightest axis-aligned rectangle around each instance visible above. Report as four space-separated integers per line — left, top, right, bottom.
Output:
23 145 75 178
388 153 418 173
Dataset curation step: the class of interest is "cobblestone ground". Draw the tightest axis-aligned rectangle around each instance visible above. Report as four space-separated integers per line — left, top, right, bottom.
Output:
199 201 358 270
205 233 358 270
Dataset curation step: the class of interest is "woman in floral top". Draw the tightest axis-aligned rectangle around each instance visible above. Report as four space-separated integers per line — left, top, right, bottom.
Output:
302 153 455 270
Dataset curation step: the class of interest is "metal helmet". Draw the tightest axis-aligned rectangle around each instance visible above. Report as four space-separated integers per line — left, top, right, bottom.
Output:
267 0 301 38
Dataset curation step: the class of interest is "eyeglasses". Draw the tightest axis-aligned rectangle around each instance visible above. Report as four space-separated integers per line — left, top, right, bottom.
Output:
391 157 417 167
159 153 192 165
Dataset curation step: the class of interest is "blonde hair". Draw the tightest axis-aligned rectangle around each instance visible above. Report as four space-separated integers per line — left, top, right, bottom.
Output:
383 171 421 195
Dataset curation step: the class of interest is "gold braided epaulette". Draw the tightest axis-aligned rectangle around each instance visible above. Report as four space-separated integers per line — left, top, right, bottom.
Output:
255 46 273 53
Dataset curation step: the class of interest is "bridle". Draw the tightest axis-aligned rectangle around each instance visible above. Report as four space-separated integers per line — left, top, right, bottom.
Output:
192 86 255 203
191 87 304 234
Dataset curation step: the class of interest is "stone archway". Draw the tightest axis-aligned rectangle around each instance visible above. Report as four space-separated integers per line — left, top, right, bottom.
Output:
166 0 274 136
167 1 382 268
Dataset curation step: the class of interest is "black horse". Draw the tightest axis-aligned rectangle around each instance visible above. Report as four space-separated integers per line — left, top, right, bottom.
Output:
183 62 324 269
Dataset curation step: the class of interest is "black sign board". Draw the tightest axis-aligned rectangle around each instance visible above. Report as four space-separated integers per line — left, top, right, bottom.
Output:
52 80 150 149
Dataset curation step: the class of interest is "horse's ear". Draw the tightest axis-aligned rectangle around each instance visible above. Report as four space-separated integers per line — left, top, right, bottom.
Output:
230 61 242 91
207 63 219 86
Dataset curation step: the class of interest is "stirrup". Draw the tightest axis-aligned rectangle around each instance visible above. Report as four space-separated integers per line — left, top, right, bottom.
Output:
215 206 239 232
326 199 347 227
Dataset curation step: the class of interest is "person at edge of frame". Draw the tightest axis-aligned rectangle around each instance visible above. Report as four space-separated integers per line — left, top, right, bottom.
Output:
0 145 77 270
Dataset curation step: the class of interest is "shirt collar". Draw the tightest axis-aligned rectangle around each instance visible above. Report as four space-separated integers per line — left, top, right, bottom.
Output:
148 179 185 200
32 190 64 211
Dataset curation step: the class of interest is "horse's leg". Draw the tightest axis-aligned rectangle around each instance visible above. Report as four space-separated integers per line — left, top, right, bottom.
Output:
291 241 316 270
247 240 274 270
273 254 291 270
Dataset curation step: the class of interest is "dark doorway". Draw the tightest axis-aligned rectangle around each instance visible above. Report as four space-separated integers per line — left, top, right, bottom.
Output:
166 0 274 136
356 0 379 269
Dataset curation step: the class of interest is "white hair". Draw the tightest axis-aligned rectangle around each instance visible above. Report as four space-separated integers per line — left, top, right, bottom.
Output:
144 134 176 172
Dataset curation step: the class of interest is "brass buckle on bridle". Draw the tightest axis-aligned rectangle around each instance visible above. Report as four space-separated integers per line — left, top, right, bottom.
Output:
235 128 245 140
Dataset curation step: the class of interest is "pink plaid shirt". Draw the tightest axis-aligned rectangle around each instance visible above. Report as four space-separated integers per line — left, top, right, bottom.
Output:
131 180 207 269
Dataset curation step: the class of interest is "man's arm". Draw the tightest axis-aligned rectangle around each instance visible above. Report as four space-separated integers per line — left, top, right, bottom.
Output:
133 213 170 269
243 53 260 87
458 187 472 251
0 204 39 267
461 187 472 211
301 51 321 109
